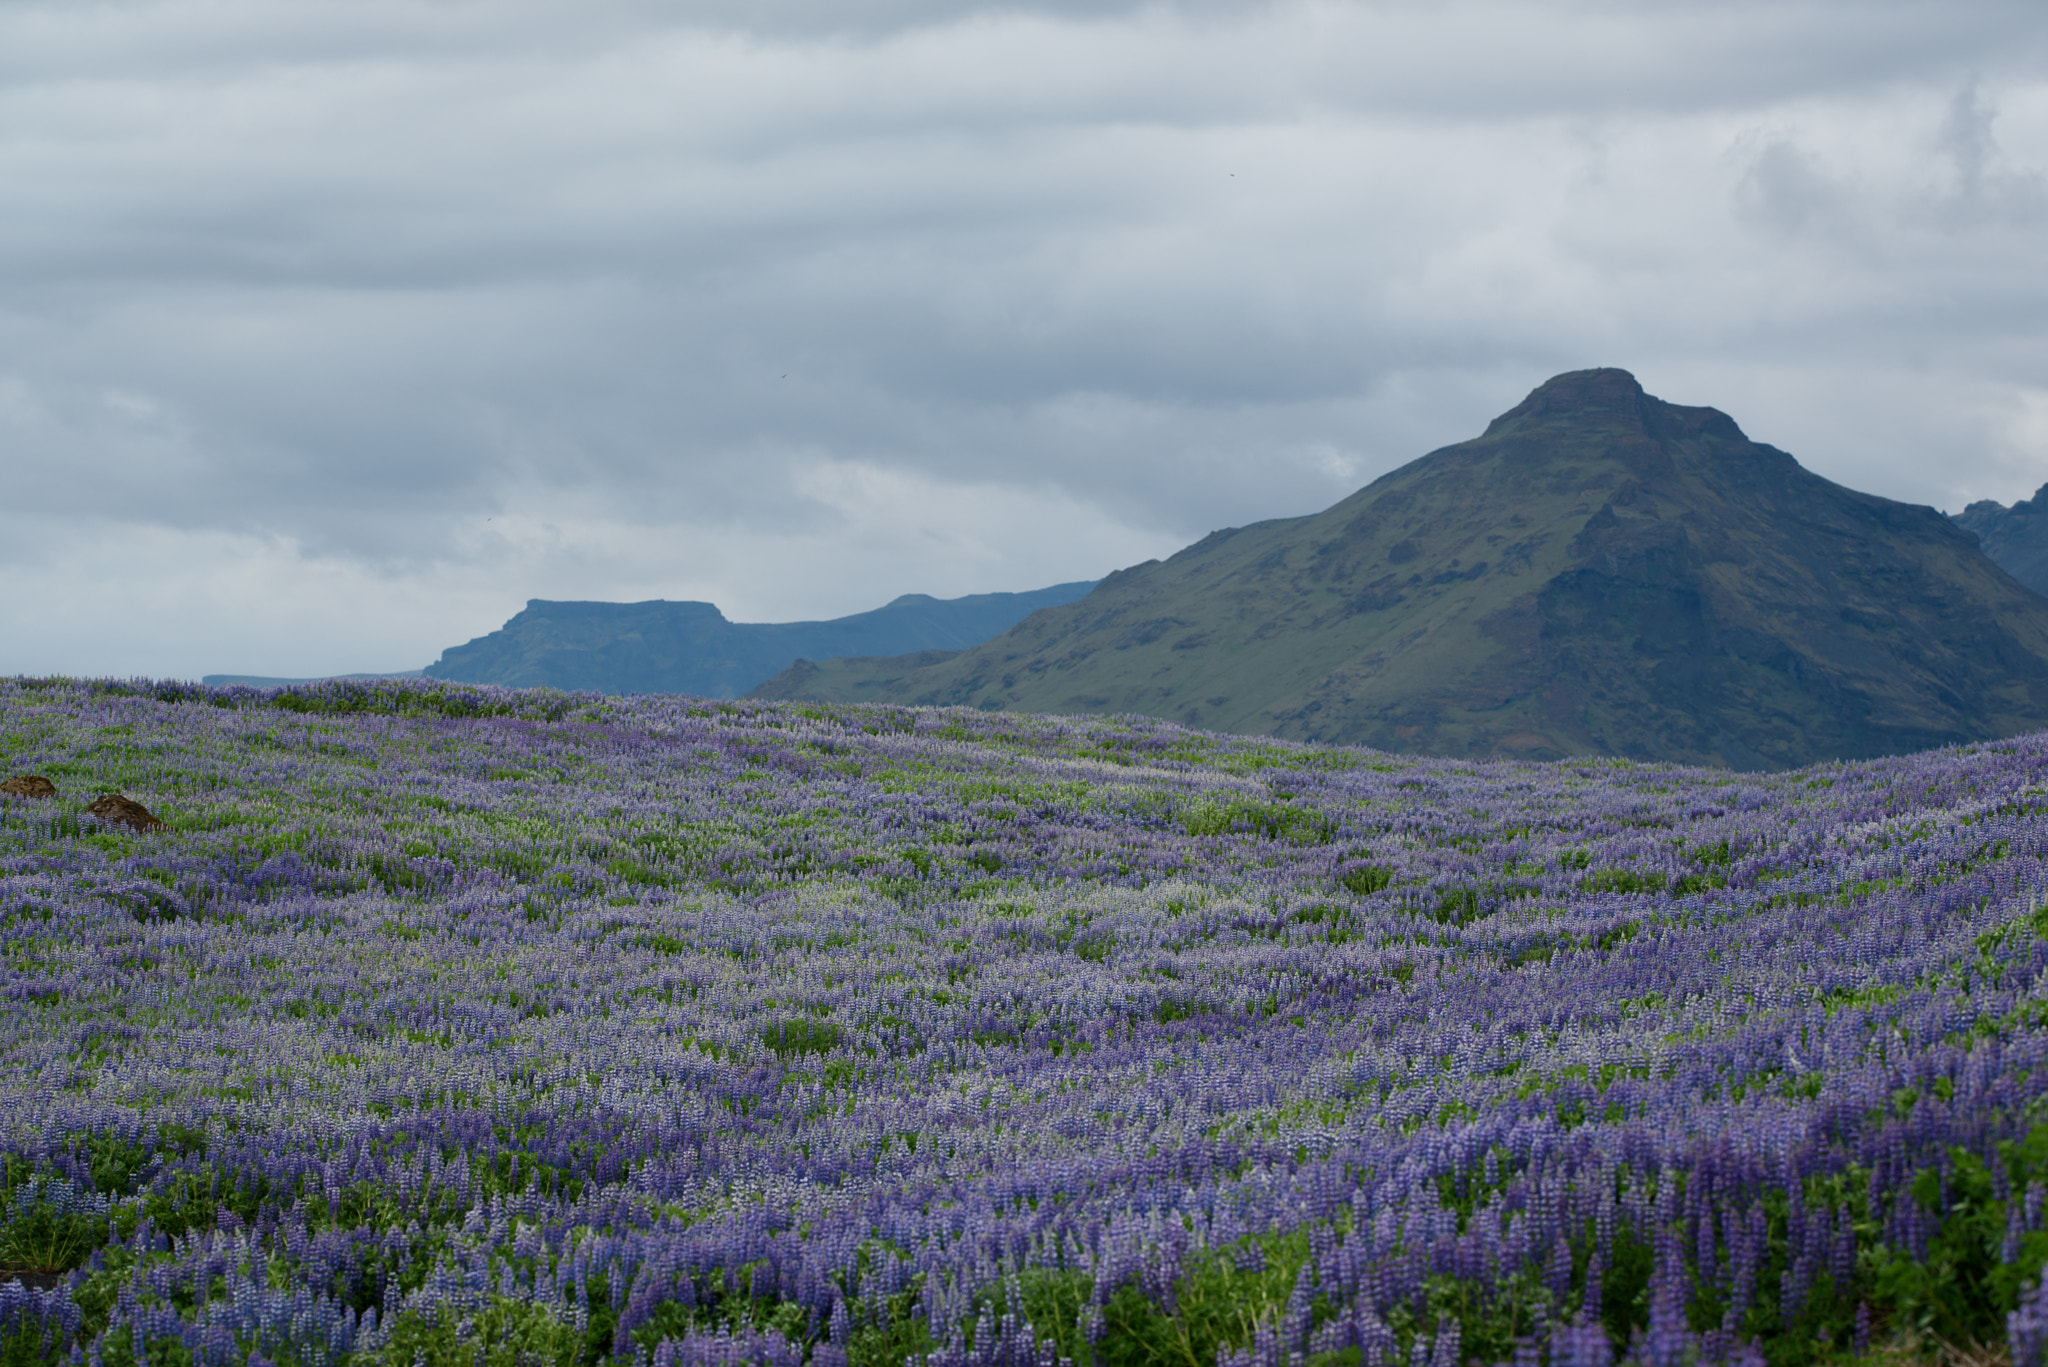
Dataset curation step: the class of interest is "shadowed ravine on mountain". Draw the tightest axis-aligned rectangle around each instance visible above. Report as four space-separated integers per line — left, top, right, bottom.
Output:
752 369 2048 769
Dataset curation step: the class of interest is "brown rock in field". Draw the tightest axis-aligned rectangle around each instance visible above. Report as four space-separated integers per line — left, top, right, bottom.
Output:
0 775 57 798
87 793 164 832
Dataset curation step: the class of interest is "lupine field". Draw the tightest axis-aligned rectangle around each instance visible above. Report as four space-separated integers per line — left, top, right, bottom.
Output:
10 679 2048 1367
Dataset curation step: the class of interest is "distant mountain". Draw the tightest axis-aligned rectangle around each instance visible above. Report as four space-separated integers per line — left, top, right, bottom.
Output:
752 369 2048 770
422 583 1097 697
1954 486 2048 597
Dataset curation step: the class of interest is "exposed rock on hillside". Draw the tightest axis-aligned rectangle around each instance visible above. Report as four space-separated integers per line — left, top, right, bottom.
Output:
753 370 2048 769
87 793 163 831
1955 486 2048 598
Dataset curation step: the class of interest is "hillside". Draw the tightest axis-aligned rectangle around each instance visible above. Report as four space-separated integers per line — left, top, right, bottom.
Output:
1955 484 2048 597
7 675 2048 1361
423 581 1093 697
752 369 2048 769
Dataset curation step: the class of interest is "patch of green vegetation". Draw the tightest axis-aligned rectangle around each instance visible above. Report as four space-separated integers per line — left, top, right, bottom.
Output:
1074 930 1115 963
958 1230 1312 1367
1339 864 1394 895
1581 867 1667 896
0 1199 107 1275
367 853 431 895
955 777 1089 810
607 856 671 887
1822 981 1906 1015
1590 921 1643 953
1431 886 1481 925
257 681 576 723
1977 899 2048 959
367 1295 585 1367
1183 796 1335 845
762 1017 842 1058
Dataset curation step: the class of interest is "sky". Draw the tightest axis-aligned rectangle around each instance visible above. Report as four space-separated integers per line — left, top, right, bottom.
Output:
2 0 2046 679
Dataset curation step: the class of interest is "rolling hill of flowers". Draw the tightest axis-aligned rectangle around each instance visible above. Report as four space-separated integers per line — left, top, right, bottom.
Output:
6 676 2048 1367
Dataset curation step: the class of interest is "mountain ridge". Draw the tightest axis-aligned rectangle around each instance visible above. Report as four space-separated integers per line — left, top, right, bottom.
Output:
422 581 1096 697
1954 486 2048 598
751 369 2048 769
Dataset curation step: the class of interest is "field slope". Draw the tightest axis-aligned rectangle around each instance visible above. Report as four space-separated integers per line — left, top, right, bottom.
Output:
4 677 2048 1366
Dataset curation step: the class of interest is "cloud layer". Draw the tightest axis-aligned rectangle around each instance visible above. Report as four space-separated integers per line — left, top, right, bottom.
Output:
3 0 2046 677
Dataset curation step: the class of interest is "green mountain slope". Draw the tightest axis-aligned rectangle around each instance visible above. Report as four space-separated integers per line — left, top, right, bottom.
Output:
750 369 2048 768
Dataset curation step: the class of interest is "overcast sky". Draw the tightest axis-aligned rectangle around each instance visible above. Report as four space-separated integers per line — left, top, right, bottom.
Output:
3 0 2046 678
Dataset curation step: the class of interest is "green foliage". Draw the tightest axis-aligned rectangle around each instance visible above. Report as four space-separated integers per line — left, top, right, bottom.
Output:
955 778 1089 812
93 1329 195 1367
763 1017 842 1058
1108 1236 1309 1367
260 681 578 723
1854 1135 2048 1353
630 1293 810 1361
1691 839 1733 867
1580 867 1667 896
971 1231 1312 1367
607 857 671 887
846 1288 936 1367
1381 1271 1568 1367
1976 898 2048 958
1431 887 1481 925
369 1296 584 1367
87 1132 155 1195
1593 921 1642 952
1339 865 1394 896
0 1323 67 1367
1183 797 1335 845
367 853 431 895
1599 1225 1656 1351
1074 930 1115 963
0 1203 106 1274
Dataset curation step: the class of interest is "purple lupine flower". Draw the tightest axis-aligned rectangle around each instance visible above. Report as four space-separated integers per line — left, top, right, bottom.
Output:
11 675 2048 1364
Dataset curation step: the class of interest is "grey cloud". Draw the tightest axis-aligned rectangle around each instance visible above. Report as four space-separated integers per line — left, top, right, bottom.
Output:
2 0 2047 677
1928 80 2047 227
1735 139 1850 237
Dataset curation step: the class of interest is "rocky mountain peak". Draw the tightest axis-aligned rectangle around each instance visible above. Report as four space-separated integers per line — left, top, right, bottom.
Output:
1482 367 1746 448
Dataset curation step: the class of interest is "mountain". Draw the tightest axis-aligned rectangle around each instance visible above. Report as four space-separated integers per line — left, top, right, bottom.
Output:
1954 486 2048 597
750 369 2048 769
421 582 1096 697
